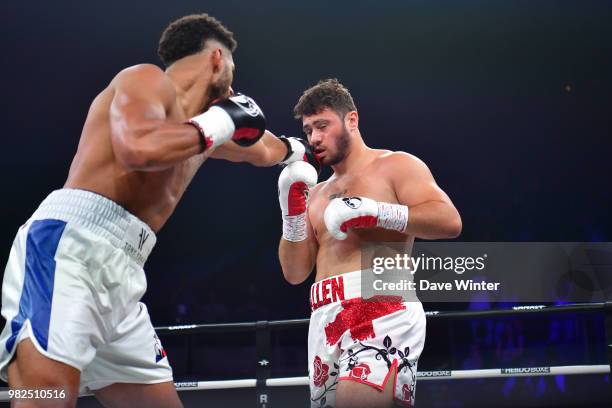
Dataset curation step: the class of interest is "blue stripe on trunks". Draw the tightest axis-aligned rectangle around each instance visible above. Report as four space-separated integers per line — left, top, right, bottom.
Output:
6 219 67 352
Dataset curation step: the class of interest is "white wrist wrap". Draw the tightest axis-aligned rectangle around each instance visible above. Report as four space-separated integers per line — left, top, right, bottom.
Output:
282 213 308 242
376 202 409 233
189 106 235 150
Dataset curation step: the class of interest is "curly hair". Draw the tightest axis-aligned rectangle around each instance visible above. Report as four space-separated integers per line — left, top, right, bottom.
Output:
158 14 237 67
293 78 357 119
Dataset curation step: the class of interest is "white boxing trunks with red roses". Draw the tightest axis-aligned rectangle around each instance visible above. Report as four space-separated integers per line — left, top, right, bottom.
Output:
308 271 426 407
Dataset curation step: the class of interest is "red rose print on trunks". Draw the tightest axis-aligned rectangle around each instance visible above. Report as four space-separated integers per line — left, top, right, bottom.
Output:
350 363 372 381
324 296 405 346
313 356 329 388
402 384 412 402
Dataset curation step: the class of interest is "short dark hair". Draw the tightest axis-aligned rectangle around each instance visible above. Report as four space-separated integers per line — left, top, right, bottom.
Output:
158 14 237 67
293 78 357 119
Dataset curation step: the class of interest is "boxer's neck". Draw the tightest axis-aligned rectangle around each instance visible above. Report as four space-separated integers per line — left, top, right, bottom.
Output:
166 56 214 118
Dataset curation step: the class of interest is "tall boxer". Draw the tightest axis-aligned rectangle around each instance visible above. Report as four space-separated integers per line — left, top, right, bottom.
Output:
0 14 308 408
278 79 462 407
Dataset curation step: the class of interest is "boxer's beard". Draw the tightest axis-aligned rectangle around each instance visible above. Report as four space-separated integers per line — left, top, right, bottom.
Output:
327 126 351 166
205 66 232 110
209 79 229 102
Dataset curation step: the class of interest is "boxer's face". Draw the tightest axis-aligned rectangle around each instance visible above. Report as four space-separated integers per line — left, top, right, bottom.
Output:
303 107 351 166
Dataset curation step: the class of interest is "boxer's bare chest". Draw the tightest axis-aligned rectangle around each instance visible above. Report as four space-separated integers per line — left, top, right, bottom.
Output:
308 159 399 242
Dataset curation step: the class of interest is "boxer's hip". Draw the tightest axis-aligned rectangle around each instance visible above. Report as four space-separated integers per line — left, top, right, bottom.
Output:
310 270 422 311
0 189 159 380
29 188 156 266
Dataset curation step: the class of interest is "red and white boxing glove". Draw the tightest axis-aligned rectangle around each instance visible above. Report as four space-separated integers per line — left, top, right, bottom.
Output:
278 136 321 173
323 197 409 240
278 161 318 242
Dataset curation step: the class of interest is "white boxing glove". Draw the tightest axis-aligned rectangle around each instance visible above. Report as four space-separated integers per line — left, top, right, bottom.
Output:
278 161 318 242
323 196 409 240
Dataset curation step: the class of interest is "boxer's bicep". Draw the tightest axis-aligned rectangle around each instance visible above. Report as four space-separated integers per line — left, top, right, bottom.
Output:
110 67 173 137
390 153 453 207
390 153 462 238
109 66 175 167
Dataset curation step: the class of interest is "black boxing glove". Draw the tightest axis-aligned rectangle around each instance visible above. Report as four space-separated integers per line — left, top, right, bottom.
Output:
188 93 266 151
278 136 321 175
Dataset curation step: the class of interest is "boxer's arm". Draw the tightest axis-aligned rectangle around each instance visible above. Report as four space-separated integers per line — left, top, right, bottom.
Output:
209 130 288 166
278 213 318 284
389 152 462 239
278 179 322 285
110 65 204 171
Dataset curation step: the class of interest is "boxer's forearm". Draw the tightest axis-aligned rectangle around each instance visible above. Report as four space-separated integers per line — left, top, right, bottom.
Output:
278 239 316 285
404 200 462 239
209 131 287 166
253 131 289 166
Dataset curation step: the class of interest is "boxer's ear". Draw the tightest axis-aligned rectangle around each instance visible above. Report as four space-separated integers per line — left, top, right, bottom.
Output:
345 111 359 132
211 48 223 73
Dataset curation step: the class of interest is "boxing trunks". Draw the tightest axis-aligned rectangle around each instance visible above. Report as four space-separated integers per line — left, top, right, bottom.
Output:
0 189 172 393
308 271 426 407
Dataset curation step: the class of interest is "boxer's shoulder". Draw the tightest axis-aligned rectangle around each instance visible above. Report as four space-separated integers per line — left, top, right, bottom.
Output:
375 150 429 173
115 64 166 80
309 180 329 199
110 64 176 99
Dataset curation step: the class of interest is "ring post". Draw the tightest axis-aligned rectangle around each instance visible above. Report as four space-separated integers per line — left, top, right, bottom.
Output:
256 320 272 407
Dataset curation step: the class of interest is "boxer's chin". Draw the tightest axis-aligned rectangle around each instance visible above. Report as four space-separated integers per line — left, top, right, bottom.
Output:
325 152 344 166
207 80 231 107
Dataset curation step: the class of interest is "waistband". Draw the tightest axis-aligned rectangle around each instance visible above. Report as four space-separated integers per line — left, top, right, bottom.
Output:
310 271 363 312
31 189 156 266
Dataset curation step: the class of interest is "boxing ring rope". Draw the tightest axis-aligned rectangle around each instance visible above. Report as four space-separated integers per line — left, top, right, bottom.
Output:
154 302 610 336
166 363 611 390
151 301 612 392
0 302 610 402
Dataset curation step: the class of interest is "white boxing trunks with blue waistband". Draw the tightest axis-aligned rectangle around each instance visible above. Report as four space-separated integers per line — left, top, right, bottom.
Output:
0 188 172 393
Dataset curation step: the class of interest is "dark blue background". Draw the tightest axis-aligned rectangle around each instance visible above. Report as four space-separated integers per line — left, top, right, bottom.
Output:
1 0 611 325
1 2 611 406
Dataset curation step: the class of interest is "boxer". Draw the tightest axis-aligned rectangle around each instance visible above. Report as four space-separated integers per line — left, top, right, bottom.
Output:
0 13 309 408
278 79 462 407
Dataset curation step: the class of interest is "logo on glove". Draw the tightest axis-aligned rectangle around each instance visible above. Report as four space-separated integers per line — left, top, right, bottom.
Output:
342 197 362 209
230 94 261 117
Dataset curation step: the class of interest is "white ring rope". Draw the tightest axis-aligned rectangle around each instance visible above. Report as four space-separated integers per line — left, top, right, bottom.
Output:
0 364 608 400
171 364 611 391
2 302 609 401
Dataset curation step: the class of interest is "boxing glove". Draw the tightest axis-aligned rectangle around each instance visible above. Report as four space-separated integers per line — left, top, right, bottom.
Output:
324 196 409 240
188 93 266 151
278 136 321 174
278 161 318 242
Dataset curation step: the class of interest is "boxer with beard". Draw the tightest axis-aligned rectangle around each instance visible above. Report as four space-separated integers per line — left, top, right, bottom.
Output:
277 79 462 407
